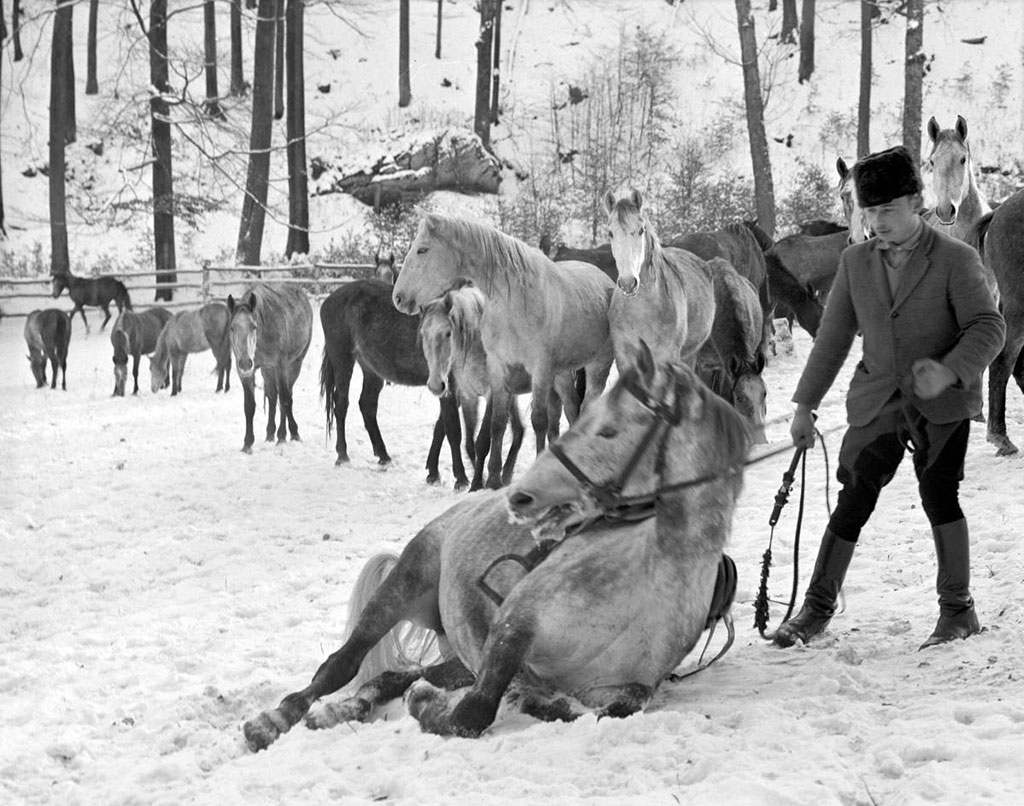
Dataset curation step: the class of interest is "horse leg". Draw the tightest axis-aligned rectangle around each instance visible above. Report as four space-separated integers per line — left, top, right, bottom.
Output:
484 386 511 490
580 357 613 414
440 395 468 490
461 393 478 467
987 326 1024 456
171 355 185 396
282 362 302 440
76 305 90 335
264 372 280 443
528 374 552 455
330 355 355 465
408 616 534 737
308 657 475 730
500 399 526 486
131 352 141 395
100 304 112 331
243 536 446 752
470 399 493 492
358 371 390 464
425 410 445 486
241 379 257 453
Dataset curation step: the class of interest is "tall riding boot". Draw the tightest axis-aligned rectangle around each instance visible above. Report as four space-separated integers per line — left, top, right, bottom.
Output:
773 530 856 648
920 518 981 649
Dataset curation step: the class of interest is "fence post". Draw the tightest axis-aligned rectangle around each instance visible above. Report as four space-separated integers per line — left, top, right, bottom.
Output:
201 261 211 302
312 261 321 300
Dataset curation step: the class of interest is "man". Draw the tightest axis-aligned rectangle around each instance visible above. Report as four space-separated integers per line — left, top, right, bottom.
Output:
774 145 1005 650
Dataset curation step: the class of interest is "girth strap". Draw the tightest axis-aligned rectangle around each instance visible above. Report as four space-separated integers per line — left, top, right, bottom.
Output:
477 539 560 607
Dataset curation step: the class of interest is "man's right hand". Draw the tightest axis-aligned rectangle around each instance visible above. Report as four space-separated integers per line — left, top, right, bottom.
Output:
790 406 817 449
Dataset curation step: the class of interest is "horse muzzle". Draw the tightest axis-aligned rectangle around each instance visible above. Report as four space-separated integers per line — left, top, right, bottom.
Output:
616 277 640 297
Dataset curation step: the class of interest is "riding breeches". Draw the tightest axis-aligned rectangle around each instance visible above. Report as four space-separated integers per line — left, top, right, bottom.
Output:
827 401 970 541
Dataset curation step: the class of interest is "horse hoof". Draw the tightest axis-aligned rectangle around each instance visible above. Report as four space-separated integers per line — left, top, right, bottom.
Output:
485 476 504 491
242 445 253 454
335 455 350 466
425 474 441 486
243 711 286 752
453 478 470 492
988 434 1019 456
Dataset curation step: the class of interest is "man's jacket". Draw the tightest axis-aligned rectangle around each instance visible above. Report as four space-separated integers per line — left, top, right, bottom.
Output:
793 225 1005 426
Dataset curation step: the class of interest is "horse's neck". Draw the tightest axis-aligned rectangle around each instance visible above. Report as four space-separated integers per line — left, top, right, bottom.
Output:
962 165 991 218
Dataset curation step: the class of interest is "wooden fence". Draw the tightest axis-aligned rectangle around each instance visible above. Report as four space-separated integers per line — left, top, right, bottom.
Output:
0 262 379 318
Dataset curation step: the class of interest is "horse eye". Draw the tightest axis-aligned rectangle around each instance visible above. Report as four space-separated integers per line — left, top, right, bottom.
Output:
960 157 966 165
597 425 617 439
417 247 428 255
638 226 645 236
444 330 452 340
607 230 614 240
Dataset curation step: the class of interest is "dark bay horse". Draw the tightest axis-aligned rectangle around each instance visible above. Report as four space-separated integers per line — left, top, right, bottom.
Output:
968 188 1024 455
319 278 473 489
227 284 313 453
149 303 232 395
605 189 716 370
110 307 172 396
697 258 769 444
51 270 131 333
418 282 534 490
393 213 615 490
762 230 845 336
242 344 750 749
24 308 72 390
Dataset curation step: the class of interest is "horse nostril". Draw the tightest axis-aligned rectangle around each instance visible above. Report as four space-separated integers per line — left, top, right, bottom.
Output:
508 491 534 509
393 293 404 310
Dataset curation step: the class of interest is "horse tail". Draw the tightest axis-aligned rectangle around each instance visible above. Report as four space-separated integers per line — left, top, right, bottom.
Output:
54 309 72 359
343 552 440 692
320 346 336 437
115 282 132 312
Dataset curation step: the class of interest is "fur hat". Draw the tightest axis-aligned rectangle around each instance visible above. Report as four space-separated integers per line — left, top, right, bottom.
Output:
851 145 923 207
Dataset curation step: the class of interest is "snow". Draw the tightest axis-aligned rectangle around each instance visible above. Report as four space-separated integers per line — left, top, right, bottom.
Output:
2 1 1024 804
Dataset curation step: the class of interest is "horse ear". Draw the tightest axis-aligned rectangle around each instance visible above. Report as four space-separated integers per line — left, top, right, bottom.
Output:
603 190 616 214
955 115 968 141
226 295 235 314
836 157 849 181
248 292 257 312
630 188 644 211
927 116 939 142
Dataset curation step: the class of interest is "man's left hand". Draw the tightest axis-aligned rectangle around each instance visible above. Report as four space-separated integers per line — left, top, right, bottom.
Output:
912 358 957 399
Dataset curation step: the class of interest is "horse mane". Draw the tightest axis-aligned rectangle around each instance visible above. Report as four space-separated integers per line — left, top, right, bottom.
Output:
445 283 486 359
422 213 542 303
152 319 172 367
965 210 996 257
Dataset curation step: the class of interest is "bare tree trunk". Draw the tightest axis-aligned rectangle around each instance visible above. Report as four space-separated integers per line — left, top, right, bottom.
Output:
274 0 284 120
781 0 798 44
63 2 76 144
86 0 98 94
230 0 248 96
435 0 442 59
12 0 22 61
735 0 776 237
236 0 277 265
0 0 6 237
399 0 411 107
902 0 925 158
475 0 496 148
49 0 72 275
857 0 872 156
798 0 815 84
203 0 225 119
285 0 308 257
490 0 501 124
150 0 177 300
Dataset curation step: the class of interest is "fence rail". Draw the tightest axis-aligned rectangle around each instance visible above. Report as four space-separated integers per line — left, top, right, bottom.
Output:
0 261 380 318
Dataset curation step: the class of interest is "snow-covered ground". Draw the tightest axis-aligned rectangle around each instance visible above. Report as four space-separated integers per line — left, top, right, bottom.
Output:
2 308 1022 806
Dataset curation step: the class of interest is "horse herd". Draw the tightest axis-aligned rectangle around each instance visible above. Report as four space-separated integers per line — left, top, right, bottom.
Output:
19 124 1024 747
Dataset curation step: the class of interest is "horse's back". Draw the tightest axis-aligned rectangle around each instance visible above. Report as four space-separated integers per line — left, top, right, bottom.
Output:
321 279 426 385
986 188 1024 302
768 230 847 291
552 244 618 282
248 282 313 360
706 259 765 363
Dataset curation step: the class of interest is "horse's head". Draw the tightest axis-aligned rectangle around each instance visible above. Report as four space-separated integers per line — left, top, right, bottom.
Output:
605 189 650 297
393 214 463 315
375 251 399 285
418 281 484 397
927 115 972 226
508 342 749 532
148 353 168 393
227 293 259 381
51 273 68 298
837 157 871 243
27 348 46 388
731 370 768 446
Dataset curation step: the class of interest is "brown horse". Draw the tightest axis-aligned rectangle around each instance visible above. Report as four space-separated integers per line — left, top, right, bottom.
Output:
967 188 1024 455
697 258 769 444
149 303 232 395
242 344 749 749
393 213 615 489
24 309 72 390
110 307 172 396
605 189 716 370
51 270 131 333
319 278 473 488
227 284 313 453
